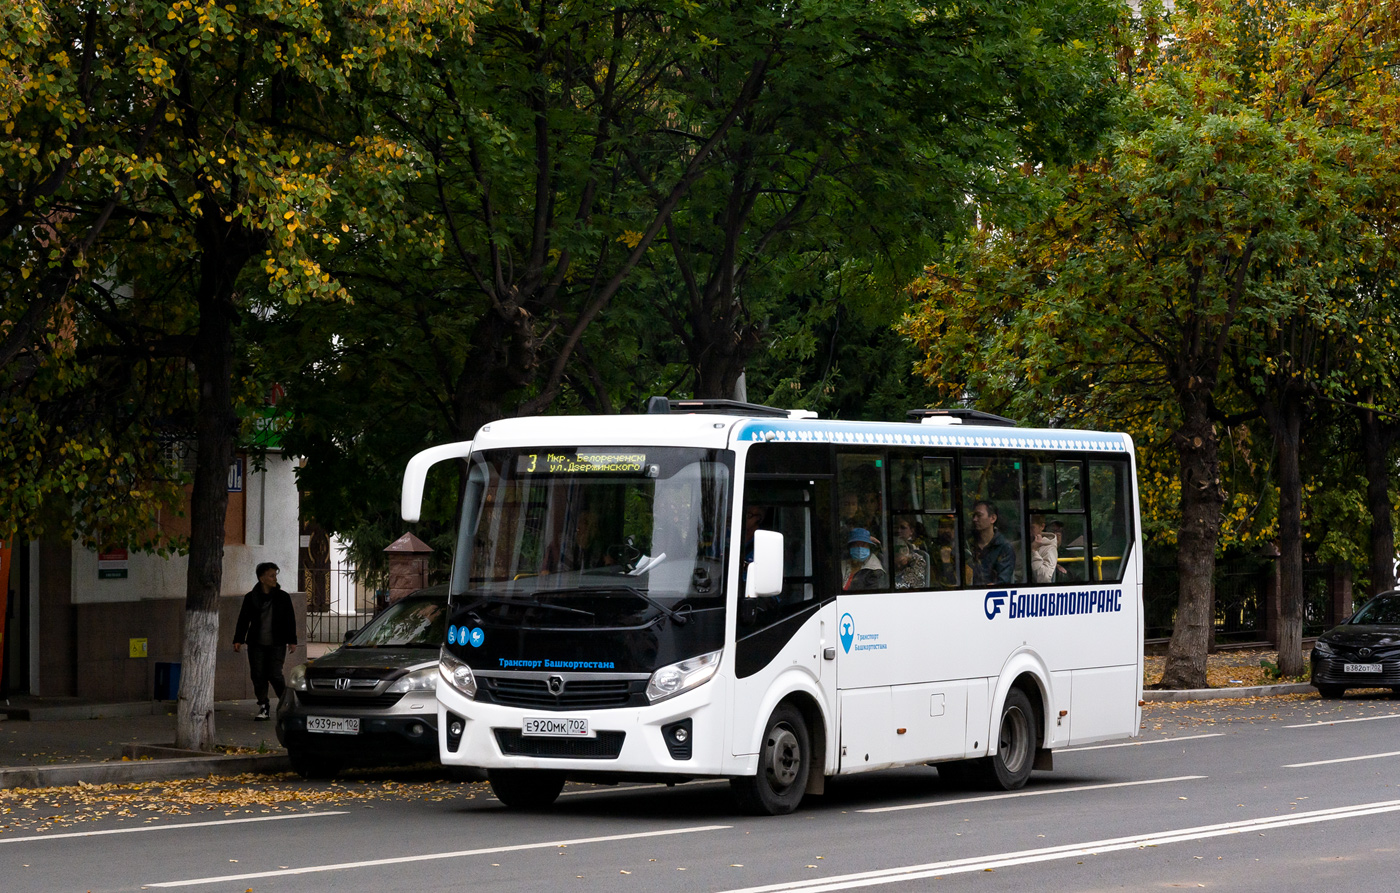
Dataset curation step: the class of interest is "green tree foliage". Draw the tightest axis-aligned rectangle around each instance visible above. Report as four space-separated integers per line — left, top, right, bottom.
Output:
1 0 475 748
270 0 1124 569
903 0 1400 686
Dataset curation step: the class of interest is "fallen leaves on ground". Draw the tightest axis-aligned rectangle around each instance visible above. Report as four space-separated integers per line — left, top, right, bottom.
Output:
0 770 487 837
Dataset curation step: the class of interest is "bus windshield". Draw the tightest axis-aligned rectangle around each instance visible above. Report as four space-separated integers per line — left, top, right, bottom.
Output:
452 447 732 621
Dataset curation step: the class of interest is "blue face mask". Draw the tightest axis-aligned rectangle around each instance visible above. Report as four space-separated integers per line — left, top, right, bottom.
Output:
850 545 872 562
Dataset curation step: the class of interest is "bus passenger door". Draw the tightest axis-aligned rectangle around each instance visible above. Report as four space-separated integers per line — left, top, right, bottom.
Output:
732 477 835 756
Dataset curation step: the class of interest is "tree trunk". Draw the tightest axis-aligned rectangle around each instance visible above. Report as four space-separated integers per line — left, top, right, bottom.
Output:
1160 395 1223 690
175 216 252 750
1359 405 1397 595
1270 395 1306 678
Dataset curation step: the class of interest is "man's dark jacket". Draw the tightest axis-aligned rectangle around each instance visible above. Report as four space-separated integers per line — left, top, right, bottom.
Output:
232 585 298 646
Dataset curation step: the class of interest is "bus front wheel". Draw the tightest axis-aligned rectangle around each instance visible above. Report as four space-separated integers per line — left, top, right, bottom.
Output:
489 769 565 809
977 688 1037 791
732 704 810 815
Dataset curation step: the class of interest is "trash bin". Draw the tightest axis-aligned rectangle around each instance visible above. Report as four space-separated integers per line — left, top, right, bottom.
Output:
154 662 181 700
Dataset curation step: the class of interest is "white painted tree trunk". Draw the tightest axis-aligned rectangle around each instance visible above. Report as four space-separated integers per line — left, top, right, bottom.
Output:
176 608 220 751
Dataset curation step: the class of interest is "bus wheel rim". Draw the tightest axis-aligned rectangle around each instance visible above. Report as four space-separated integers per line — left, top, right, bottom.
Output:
766 724 801 788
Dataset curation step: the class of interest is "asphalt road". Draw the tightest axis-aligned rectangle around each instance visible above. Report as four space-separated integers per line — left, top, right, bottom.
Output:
3 692 1399 892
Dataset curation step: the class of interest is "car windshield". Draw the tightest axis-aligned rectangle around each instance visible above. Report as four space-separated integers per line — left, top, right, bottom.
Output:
1350 594 1400 625
346 598 447 647
450 446 732 623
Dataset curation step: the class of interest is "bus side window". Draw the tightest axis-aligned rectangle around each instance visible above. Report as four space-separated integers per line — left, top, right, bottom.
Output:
1089 460 1133 582
739 479 826 626
960 455 1026 587
837 454 887 591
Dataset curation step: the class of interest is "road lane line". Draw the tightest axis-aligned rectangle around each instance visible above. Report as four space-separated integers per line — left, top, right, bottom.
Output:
1284 749 1400 768
1060 733 1225 752
1284 713 1400 728
859 775 1206 813
714 799 1400 893
146 824 731 887
0 811 348 845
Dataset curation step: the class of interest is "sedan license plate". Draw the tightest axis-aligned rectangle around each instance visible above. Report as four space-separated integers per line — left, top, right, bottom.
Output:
522 717 593 738
307 716 360 735
1344 663 1383 674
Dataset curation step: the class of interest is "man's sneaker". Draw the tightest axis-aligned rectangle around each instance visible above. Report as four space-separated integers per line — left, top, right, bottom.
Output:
254 703 270 721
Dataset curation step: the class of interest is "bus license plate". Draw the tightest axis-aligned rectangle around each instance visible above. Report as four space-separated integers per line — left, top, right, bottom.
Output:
522 717 592 738
1344 663 1383 674
307 716 360 735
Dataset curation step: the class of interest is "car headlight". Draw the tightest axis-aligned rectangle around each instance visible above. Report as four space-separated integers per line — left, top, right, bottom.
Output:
646 649 722 703
288 664 309 691
387 665 438 694
1312 640 1335 657
439 648 477 699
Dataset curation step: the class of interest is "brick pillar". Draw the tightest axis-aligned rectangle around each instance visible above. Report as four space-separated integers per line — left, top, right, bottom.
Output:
384 532 433 605
1329 565 1353 626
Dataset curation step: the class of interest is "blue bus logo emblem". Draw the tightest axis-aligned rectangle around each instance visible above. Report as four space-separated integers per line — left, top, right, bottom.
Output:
985 591 1006 620
469 627 485 647
840 613 855 653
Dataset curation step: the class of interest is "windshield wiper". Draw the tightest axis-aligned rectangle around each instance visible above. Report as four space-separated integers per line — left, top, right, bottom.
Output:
461 593 596 618
593 585 689 626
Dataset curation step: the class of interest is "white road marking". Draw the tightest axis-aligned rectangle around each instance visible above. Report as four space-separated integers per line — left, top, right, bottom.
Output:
146 824 731 887
0 811 348 845
859 775 1206 813
1060 733 1225 752
1284 713 1400 728
1284 750 1400 768
715 799 1400 893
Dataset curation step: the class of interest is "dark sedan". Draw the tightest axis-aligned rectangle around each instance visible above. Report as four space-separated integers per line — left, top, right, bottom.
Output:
1310 590 1400 698
277 586 447 778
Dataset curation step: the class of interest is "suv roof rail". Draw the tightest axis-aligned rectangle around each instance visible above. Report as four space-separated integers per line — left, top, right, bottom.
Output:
906 408 1017 428
645 396 817 420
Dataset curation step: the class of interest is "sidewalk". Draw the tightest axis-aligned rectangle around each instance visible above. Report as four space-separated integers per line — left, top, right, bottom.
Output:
0 697 290 789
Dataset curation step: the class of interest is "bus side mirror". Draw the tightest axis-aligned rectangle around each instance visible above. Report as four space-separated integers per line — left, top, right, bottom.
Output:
745 530 784 598
401 441 474 521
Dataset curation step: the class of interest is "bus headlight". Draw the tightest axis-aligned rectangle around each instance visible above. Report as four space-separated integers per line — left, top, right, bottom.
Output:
646 650 722 703
387 665 439 694
440 648 477 699
288 664 309 691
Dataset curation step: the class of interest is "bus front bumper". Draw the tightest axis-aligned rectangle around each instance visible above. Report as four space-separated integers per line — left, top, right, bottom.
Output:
436 682 729 776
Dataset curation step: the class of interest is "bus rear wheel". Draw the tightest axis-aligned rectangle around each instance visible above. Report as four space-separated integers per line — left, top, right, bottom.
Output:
732 704 810 815
975 688 1037 791
489 769 565 809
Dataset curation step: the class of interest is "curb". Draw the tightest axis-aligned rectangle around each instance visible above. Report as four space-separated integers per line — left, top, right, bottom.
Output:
0 751 290 790
0 701 166 721
1143 682 1316 702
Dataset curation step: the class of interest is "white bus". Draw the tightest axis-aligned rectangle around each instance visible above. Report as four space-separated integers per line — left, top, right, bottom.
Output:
401 398 1143 814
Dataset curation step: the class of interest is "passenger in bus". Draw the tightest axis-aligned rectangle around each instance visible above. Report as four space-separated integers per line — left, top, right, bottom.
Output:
893 538 928 590
842 528 886 591
966 500 1015 585
1030 514 1059 584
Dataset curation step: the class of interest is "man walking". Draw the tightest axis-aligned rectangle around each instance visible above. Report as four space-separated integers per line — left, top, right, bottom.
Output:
233 562 298 721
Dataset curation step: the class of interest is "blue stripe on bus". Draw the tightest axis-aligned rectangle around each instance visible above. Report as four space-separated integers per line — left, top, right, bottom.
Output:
734 421 1128 452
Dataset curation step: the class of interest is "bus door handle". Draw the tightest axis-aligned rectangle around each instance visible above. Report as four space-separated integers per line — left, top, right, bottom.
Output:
823 647 836 660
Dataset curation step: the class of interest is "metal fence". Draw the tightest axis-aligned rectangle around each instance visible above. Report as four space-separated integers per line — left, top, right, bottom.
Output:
1144 558 1339 644
303 565 387 643
306 610 377 644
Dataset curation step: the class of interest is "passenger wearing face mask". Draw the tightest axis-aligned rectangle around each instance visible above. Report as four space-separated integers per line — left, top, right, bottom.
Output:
841 528 886 591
